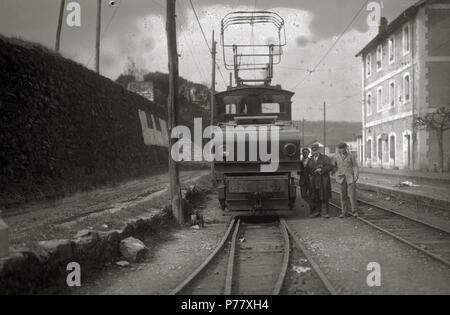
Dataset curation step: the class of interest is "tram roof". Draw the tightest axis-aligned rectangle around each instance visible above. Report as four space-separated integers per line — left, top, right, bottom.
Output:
215 85 294 98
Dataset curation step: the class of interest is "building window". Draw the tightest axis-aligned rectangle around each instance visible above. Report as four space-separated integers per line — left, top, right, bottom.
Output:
373 137 377 161
389 134 396 160
403 130 412 169
366 54 372 77
403 73 411 103
377 86 383 112
403 24 410 55
367 92 372 116
389 81 396 108
226 104 236 114
378 136 383 161
376 44 383 71
388 36 395 64
366 139 372 159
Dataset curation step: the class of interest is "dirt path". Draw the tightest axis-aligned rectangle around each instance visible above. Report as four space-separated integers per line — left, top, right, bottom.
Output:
358 171 450 204
69 189 450 295
4 169 209 246
331 182 450 233
287 199 450 294
69 194 230 295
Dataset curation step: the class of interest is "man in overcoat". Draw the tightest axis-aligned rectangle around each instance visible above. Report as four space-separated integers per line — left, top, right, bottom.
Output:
298 148 314 215
307 143 333 218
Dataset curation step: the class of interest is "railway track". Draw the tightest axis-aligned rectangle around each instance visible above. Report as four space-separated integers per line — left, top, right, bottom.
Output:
331 190 450 267
169 217 336 295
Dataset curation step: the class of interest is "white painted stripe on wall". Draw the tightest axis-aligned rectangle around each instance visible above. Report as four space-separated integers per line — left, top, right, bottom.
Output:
364 63 412 91
365 110 413 128
138 109 169 147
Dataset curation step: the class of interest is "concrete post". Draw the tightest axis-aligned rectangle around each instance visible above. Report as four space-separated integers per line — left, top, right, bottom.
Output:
0 210 9 258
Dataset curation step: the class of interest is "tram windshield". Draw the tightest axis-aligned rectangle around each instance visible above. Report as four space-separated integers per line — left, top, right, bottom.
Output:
222 94 286 115
214 87 294 124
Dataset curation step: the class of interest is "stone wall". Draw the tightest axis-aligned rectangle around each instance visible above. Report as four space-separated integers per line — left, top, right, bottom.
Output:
0 36 168 208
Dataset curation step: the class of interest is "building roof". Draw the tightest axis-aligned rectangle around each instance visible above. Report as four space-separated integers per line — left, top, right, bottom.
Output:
355 0 430 57
127 81 153 94
215 85 294 98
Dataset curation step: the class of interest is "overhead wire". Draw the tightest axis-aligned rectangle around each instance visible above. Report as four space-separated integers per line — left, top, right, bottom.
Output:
290 0 369 90
86 0 122 68
188 0 228 86
176 0 208 84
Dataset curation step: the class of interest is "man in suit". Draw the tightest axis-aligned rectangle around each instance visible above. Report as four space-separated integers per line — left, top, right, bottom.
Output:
333 142 359 218
298 148 314 215
307 143 333 218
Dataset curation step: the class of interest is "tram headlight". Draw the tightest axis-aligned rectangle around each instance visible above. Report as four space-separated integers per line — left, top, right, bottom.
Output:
283 143 297 157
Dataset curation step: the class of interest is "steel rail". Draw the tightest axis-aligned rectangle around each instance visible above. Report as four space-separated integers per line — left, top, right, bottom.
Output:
272 219 290 295
224 218 240 295
225 218 290 295
331 189 450 235
281 219 338 295
328 200 450 268
168 218 237 295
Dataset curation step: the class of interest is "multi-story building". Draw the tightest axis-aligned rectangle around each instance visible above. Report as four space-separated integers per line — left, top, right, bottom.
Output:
356 0 450 171
127 80 155 102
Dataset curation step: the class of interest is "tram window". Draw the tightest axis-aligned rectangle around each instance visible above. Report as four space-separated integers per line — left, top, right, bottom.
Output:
261 103 280 113
225 104 237 114
146 111 154 129
237 98 249 114
154 116 161 131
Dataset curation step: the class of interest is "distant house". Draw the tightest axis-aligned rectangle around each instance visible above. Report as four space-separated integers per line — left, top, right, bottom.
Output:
356 0 450 171
127 81 154 102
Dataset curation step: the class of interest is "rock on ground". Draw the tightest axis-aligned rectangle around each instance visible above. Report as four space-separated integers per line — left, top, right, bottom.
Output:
120 237 148 262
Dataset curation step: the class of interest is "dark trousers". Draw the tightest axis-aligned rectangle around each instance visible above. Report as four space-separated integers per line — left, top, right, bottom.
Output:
300 185 313 213
310 188 329 215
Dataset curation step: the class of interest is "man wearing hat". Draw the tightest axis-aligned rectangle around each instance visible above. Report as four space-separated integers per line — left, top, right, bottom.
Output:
307 143 333 218
333 142 359 218
298 148 314 214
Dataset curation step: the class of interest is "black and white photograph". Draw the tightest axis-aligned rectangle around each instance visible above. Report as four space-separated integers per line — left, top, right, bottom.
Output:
0 0 449 301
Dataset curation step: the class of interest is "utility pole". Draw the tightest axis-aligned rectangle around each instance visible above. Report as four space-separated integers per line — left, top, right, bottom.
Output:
55 0 66 52
302 117 305 149
0 211 9 258
210 30 217 175
323 101 327 152
210 30 217 126
166 0 183 224
95 0 102 74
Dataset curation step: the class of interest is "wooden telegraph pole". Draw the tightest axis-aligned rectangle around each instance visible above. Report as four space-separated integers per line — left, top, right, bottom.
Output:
210 30 217 174
323 101 327 151
55 0 66 52
211 30 217 126
302 117 305 149
0 210 9 258
166 0 183 224
95 0 102 74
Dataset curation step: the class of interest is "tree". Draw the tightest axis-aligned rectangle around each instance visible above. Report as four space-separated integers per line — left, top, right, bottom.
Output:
415 106 450 172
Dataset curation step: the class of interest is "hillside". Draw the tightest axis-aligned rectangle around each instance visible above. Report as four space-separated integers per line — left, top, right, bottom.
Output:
116 72 211 130
115 73 362 145
293 120 362 145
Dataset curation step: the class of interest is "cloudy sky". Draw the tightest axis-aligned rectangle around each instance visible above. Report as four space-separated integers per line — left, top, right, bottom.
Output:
0 0 419 121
